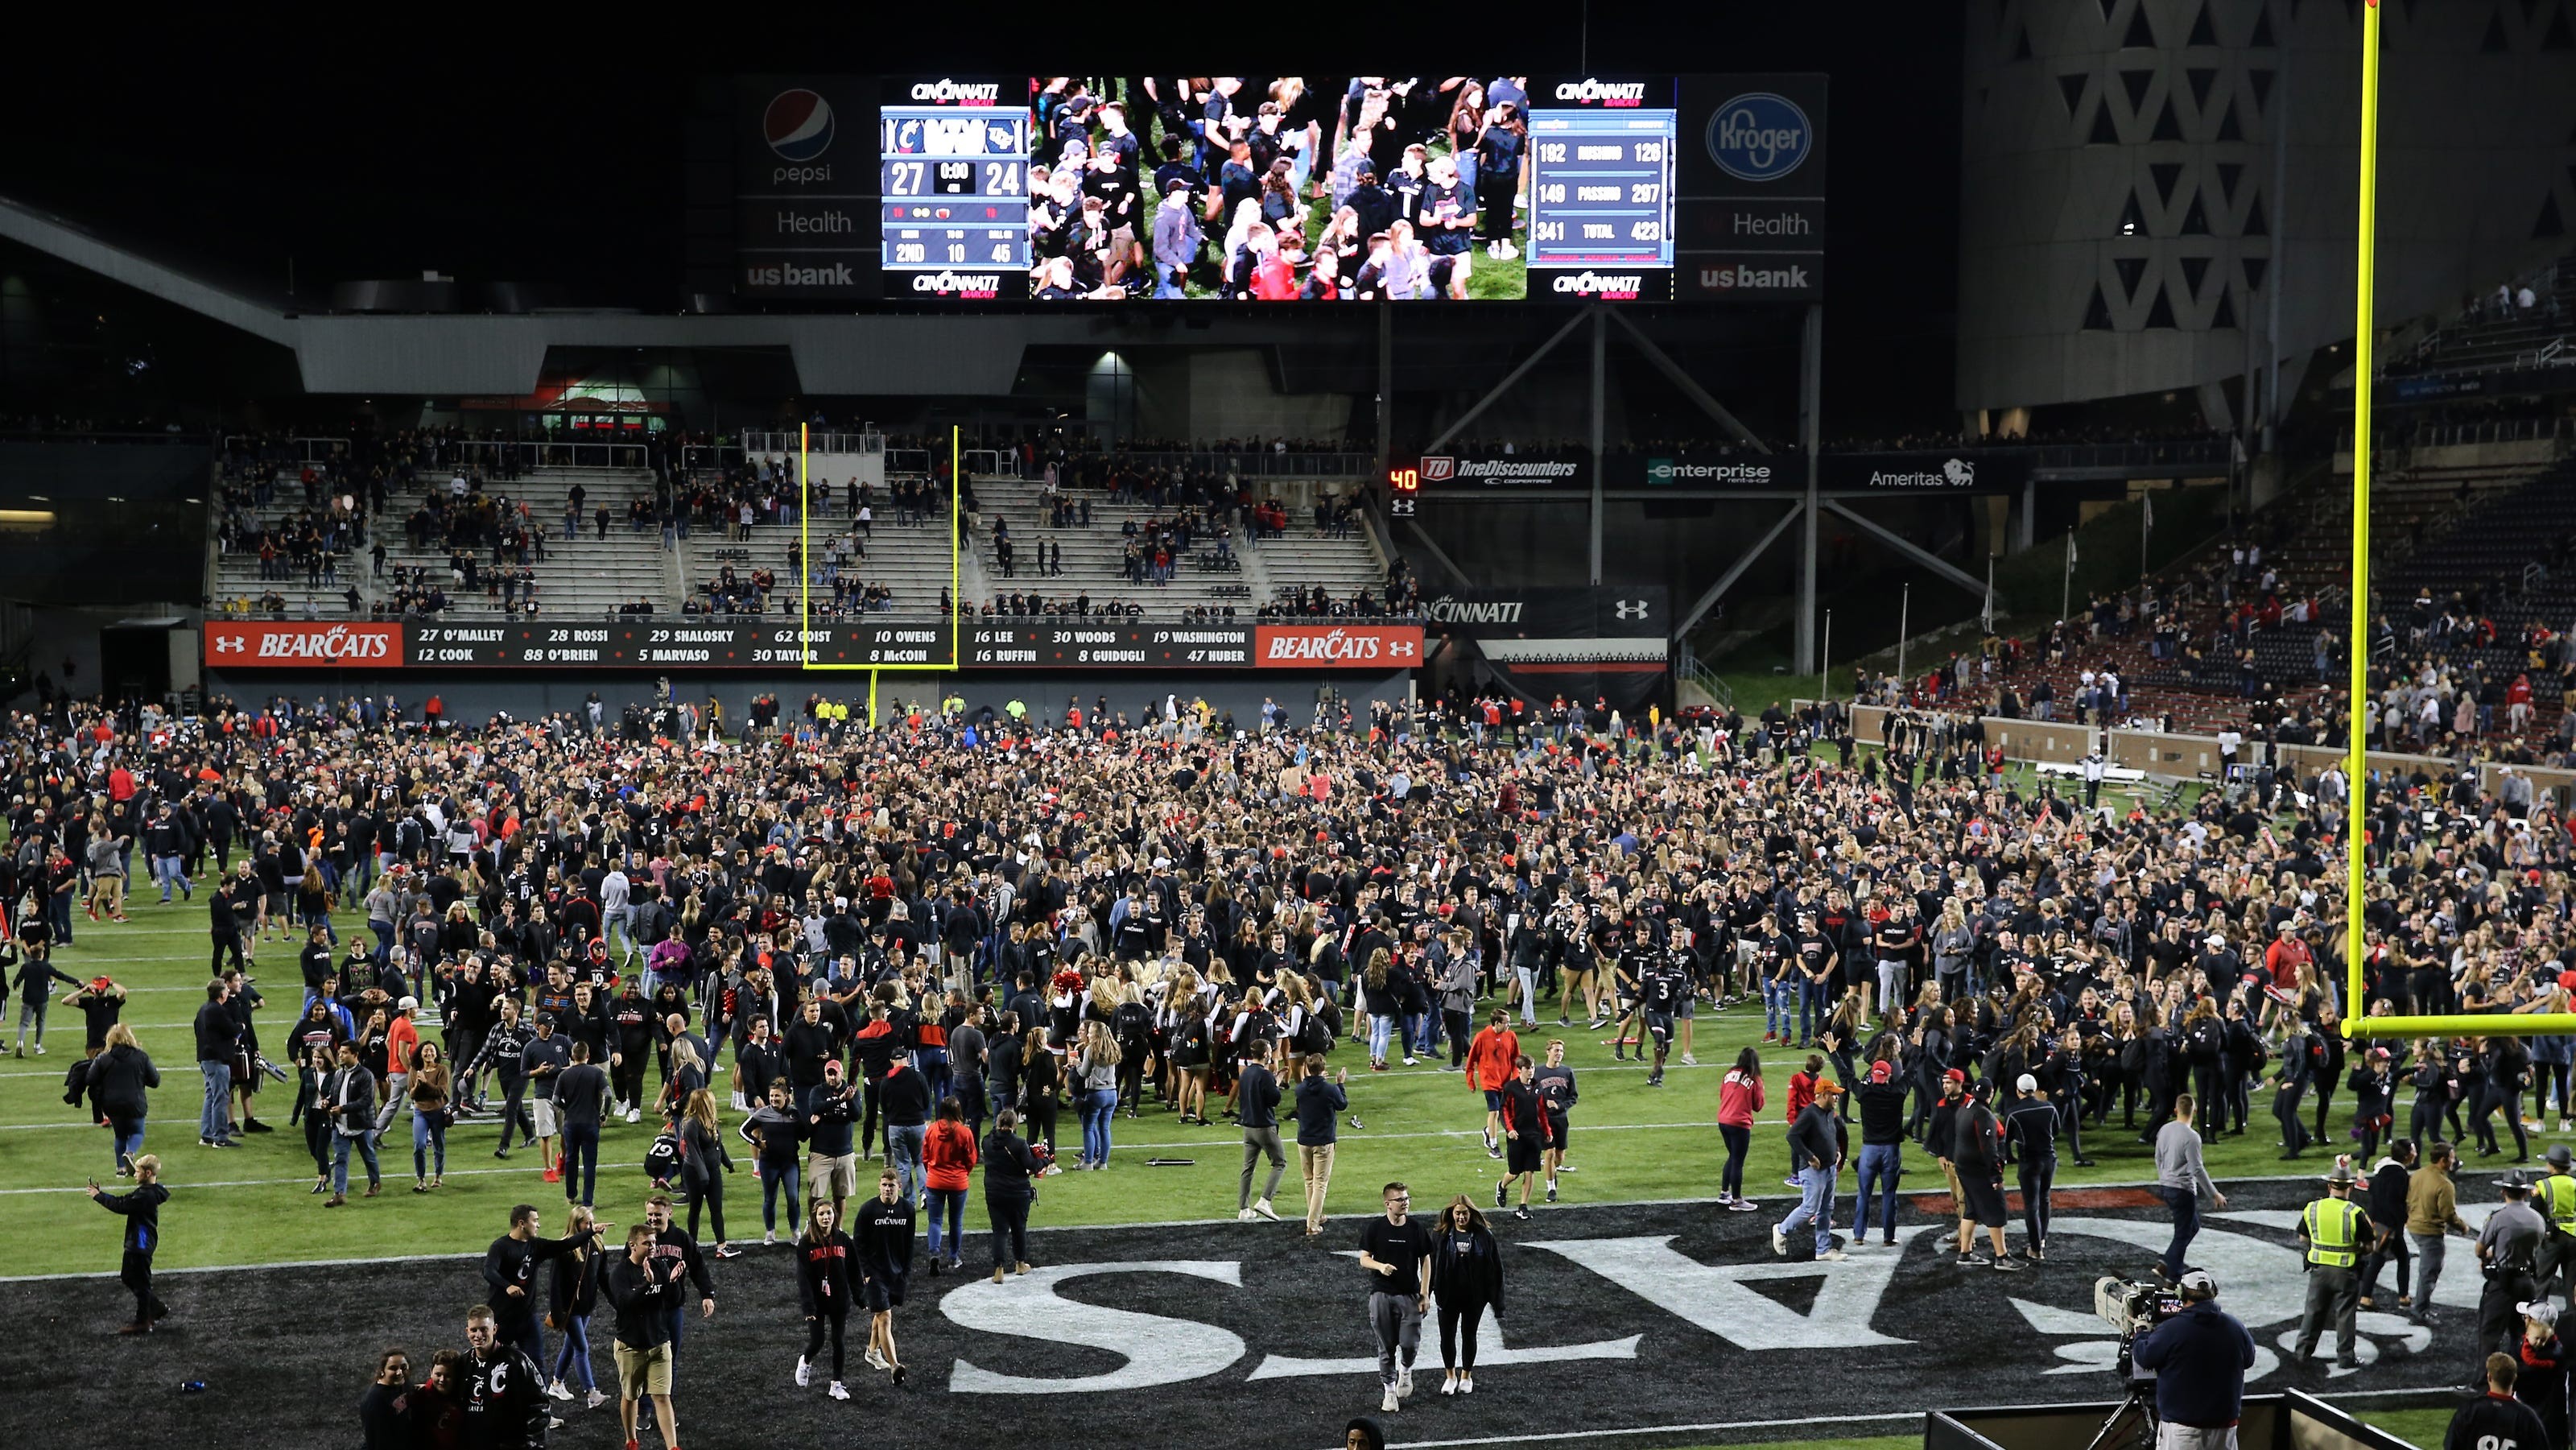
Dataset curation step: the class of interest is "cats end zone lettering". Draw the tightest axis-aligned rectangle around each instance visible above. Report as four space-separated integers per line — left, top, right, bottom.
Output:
1254 624 1423 668
201 621 402 667
0 1186 2471 1450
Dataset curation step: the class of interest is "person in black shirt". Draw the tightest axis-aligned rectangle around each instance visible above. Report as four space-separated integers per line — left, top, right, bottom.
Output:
357 1349 413 1450
1429 1195 1504 1396
1359 1180 1433 1415
482 1201 595 1367
1852 1060 1909 1249
793 1198 857 1401
1637 951 1689 1088
462 1303 551 1450
1492 1056 1553 1221
601 1224 680 1449
2002 1072 2060 1262
1531 1040 1577 1203
852 1167 915 1386
88 1153 169 1332
2446 1353 2550 1450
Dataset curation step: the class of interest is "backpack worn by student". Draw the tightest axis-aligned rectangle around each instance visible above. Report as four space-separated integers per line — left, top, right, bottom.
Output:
1295 1006 1333 1057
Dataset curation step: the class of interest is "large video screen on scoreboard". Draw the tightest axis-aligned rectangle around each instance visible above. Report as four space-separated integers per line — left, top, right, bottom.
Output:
1011 76 1687 303
743 73 1822 305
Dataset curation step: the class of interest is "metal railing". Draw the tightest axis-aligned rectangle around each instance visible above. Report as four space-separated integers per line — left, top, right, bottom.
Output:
221 436 656 472
2022 438 2233 470
2336 416 2574 451
738 432 882 456
1026 450 1375 480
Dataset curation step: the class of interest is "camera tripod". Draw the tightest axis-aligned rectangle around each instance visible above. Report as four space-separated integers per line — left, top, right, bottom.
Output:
2081 1376 2160 1450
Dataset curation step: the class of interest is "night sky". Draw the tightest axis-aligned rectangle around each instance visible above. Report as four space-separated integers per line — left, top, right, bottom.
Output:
0 10 1962 428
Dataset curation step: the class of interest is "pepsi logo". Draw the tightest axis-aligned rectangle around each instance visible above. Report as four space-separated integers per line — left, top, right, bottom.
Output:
765 89 836 163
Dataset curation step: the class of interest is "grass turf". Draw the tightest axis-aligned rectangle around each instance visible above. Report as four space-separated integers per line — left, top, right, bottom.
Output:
0 903 2524 1279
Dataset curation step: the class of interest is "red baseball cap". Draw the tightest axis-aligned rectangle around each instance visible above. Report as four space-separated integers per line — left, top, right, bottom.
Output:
1943 1068 1967 1084
1868 1061 1893 1084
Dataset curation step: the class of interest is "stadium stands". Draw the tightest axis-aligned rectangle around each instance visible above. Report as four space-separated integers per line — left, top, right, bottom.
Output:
2392 251 2575 378
964 473 1391 618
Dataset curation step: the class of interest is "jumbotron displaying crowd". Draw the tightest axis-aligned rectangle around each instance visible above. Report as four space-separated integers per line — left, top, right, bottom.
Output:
19 683 2576 1444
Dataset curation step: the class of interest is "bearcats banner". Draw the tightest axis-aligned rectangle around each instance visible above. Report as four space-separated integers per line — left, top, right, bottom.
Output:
203 620 1424 672
203 621 403 667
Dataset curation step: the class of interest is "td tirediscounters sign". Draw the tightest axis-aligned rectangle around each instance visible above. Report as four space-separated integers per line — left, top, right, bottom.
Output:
1253 625 1422 669
203 622 404 667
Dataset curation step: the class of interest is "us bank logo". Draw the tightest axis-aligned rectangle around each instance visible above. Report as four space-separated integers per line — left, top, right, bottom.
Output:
765 89 836 161
1707 93 1811 183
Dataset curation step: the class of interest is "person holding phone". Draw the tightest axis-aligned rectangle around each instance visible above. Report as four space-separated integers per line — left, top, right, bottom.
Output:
86 1154 168 1332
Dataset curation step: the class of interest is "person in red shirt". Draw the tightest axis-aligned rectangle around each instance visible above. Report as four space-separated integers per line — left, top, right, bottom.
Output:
1782 1054 1822 1189
1717 1047 1766 1209
919 1097 978 1273
1463 1011 1520 1159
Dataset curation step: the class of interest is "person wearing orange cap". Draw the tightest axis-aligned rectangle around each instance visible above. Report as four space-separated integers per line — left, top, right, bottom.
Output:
1772 1078 1846 1262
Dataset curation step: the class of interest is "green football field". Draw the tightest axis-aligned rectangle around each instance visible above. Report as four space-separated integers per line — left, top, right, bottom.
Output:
2 902 2498 1283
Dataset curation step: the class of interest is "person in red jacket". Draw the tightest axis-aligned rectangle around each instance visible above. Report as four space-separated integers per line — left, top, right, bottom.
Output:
920 1096 978 1274
1717 1047 1766 1210
1463 1010 1520 1161
1781 1053 1822 1188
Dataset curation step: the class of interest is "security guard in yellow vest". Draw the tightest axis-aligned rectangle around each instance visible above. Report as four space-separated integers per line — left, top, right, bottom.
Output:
2293 1163 2369 1368
2537 1143 2576 1300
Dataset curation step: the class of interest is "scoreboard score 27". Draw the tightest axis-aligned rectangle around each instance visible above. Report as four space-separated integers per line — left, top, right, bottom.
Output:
880 77 1030 299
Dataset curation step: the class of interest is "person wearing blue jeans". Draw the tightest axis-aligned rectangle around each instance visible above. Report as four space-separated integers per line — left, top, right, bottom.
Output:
880 1054 934 1202
323 1045 382 1204
1851 1064 1909 1247
2156 1094 2223 1279
192 979 237 1146
1774 1082 1844 1259
546 1205 605 1405
1072 1023 1122 1168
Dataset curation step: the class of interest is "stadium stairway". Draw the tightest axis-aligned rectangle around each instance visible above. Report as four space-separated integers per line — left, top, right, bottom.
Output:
677 499 958 618
384 466 674 618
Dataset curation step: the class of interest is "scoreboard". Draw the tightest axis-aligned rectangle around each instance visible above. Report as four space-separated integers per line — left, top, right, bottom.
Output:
879 77 1029 300
737 72 1822 305
1525 78 1680 301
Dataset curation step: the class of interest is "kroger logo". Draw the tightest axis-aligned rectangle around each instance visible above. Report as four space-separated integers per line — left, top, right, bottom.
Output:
1707 93 1811 183
765 89 836 163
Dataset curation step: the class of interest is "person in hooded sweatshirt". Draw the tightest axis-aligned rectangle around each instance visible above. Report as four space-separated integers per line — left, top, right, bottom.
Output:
793 1198 857 1402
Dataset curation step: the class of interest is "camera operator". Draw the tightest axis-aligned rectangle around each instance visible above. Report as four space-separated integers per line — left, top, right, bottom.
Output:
2130 1268 2256 1450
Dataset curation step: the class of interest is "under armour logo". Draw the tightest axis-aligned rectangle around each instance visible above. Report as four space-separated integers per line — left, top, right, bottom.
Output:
1614 600 1649 621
